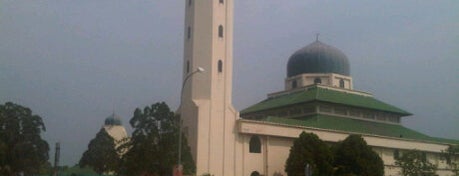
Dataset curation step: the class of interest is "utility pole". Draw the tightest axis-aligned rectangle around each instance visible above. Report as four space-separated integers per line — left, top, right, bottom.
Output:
54 142 60 176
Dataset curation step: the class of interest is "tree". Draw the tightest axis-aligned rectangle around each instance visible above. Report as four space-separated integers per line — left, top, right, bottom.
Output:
443 145 459 176
79 128 119 175
395 149 438 176
333 135 384 176
285 132 334 176
118 102 195 175
38 161 53 175
0 102 50 176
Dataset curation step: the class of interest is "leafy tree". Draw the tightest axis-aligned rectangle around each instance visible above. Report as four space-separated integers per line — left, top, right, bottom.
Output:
395 149 438 176
443 145 459 176
118 102 195 175
0 102 50 176
79 128 119 175
285 132 334 176
333 135 384 176
38 161 53 175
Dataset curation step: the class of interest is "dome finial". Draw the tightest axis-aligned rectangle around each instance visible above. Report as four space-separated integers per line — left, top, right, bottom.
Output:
112 100 115 115
316 33 320 42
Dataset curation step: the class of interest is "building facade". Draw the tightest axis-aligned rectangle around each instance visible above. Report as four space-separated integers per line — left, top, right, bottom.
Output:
103 113 128 156
179 1 458 176
179 0 241 175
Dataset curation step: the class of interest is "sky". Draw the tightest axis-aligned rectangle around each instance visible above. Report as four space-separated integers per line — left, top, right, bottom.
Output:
1 0 458 166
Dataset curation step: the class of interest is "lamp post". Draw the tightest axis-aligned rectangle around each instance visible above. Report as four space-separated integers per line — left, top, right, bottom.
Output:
54 142 60 176
304 163 312 176
176 67 204 174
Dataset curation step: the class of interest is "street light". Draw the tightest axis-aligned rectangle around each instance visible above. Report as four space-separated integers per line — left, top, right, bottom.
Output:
305 163 312 176
177 67 204 172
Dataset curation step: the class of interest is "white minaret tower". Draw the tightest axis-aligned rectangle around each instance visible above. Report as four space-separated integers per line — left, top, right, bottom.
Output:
180 0 241 175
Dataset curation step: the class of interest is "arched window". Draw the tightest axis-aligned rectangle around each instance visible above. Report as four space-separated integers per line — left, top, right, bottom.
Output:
249 136 261 153
314 78 322 84
218 25 224 38
422 152 427 162
339 79 345 88
250 171 260 176
218 60 223 73
292 80 297 89
187 26 191 39
188 0 192 6
393 149 400 160
186 60 190 73
219 0 224 4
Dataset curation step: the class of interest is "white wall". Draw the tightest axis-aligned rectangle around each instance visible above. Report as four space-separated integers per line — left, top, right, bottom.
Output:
239 120 456 176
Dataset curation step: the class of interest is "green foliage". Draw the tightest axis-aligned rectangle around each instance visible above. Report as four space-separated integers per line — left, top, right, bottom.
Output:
38 161 53 175
395 149 438 176
79 128 119 175
285 132 334 176
0 102 50 175
333 135 384 176
118 102 195 175
443 145 458 176
446 145 459 176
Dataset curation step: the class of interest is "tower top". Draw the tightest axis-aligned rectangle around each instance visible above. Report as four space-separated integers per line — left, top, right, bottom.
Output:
104 113 122 126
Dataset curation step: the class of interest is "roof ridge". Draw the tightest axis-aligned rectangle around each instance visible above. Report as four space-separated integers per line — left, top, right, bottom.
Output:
258 115 459 145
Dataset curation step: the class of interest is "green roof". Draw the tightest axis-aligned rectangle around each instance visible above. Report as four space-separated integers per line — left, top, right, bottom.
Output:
241 86 411 115
259 115 459 145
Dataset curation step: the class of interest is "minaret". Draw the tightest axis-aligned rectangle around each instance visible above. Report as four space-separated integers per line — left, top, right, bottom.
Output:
180 0 240 175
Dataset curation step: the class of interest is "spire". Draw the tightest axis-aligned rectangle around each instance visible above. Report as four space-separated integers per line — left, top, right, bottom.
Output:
112 100 115 115
316 33 320 42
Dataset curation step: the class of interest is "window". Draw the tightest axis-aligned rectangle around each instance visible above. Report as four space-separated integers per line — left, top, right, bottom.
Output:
186 60 190 73
339 79 345 88
394 149 400 159
219 0 224 4
292 80 297 88
302 106 315 113
250 171 260 176
388 116 398 123
249 136 261 153
349 109 361 117
290 108 301 115
314 78 322 84
335 107 347 115
187 26 191 39
188 0 192 6
218 25 224 38
218 60 223 73
363 112 374 119
319 105 332 113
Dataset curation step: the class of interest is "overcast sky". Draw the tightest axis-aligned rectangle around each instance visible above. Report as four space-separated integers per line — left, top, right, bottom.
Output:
1 0 458 166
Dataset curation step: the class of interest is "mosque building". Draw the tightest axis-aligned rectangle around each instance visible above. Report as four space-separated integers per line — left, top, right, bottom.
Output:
103 113 128 155
179 1 458 176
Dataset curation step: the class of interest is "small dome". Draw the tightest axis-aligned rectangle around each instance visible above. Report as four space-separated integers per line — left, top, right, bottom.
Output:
104 113 122 126
287 40 350 77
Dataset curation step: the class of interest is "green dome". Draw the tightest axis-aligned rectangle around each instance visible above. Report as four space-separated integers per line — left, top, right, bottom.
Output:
287 40 350 77
104 113 122 126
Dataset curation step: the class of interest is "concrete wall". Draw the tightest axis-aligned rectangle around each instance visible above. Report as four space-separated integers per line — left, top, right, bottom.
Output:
239 119 456 176
285 73 353 90
181 1 243 175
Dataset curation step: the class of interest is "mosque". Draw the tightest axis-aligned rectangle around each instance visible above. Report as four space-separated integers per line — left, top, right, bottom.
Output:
103 113 128 155
178 1 458 176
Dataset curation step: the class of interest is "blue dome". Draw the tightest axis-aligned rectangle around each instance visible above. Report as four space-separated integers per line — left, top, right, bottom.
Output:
287 40 350 77
104 113 122 126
